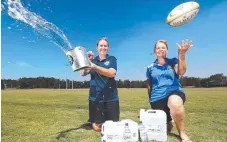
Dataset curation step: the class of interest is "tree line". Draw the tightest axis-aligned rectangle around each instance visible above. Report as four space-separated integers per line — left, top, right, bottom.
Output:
1 73 227 89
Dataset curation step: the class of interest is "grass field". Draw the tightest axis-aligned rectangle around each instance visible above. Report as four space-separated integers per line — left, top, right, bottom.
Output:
1 88 227 142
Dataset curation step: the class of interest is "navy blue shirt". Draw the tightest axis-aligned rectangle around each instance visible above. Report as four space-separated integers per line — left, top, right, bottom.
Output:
89 54 118 102
146 58 184 103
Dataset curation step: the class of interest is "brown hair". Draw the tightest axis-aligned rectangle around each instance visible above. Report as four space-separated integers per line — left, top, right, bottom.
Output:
96 37 109 47
154 40 168 53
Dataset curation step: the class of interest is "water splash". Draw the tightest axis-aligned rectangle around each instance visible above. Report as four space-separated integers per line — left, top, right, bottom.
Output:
7 0 72 52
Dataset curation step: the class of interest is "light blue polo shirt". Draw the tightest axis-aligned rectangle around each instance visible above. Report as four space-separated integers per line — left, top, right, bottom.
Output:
146 58 184 103
89 54 118 102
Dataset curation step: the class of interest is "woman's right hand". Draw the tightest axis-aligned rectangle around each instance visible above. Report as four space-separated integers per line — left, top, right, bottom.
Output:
87 51 94 62
176 39 193 55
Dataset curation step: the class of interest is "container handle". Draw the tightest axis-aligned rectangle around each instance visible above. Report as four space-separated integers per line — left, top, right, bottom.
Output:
147 110 156 113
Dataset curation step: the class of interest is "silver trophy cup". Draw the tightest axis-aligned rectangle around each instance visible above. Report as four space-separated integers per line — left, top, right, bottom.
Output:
65 46 91 72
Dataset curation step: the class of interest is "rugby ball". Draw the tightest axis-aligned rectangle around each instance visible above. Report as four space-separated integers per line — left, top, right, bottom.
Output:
166 1 200 27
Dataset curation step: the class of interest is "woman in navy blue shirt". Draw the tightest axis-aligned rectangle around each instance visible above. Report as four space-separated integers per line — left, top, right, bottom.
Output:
80 37 119 132
146 40 193 142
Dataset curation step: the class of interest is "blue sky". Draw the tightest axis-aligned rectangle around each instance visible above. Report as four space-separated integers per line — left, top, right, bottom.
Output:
1 0 227 81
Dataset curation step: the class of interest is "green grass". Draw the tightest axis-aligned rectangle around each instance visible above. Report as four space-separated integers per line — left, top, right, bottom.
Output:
1 88 227 142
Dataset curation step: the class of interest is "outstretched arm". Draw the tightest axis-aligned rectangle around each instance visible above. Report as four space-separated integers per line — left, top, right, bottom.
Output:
176 40 193 75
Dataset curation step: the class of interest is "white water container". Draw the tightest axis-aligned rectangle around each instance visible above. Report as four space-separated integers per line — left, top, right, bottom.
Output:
139 109 167 142
101 119 139 142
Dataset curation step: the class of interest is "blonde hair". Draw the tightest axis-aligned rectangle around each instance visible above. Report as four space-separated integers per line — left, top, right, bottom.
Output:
96 37 109 46
154 40 168 52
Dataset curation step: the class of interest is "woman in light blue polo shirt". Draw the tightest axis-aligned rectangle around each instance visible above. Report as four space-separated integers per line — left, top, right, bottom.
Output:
146 40 193 142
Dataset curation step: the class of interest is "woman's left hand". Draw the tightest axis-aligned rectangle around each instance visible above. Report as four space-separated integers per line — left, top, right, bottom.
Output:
87 60 97 70
176 39 193 54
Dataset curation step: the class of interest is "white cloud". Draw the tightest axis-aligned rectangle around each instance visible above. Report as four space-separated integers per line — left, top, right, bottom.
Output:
15 61 31 67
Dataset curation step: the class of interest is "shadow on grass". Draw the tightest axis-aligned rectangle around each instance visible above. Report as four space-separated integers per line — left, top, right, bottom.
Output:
56 122 93 140
168 132 181 141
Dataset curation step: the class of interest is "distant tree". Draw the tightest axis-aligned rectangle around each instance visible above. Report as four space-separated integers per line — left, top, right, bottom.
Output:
1 73 226 89
209 73 225 87
195 78 202 87
124 80 131 88
116 79 124 88
1 80 5 90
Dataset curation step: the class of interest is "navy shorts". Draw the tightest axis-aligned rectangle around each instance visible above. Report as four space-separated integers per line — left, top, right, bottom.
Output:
150 91 186 122
94 101 120 124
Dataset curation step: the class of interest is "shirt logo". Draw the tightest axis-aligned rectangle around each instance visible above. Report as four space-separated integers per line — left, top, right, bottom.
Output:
104 61 110 66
